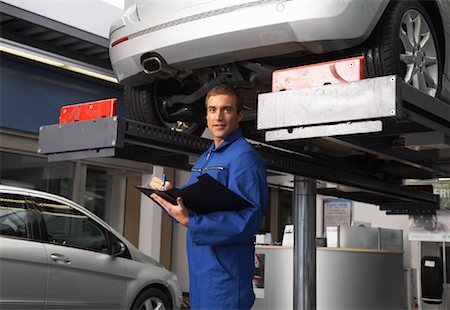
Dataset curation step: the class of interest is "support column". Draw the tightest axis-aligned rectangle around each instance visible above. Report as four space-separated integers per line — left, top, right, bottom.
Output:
442 242 447 310
293 176 316 310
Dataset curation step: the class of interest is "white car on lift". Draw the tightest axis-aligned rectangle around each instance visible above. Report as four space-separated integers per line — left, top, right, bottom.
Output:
109 0 450 136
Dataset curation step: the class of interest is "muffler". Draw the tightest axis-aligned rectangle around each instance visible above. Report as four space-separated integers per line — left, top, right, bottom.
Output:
142 56 162 75
141 55 177 77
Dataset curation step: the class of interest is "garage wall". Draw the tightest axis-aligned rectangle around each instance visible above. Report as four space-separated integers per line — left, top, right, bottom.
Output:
124 177 141 247
171 169 191 293
139 170 163 261
0 56 125 133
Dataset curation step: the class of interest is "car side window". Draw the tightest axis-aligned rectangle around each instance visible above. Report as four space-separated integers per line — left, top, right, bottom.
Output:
0 193 31 239
33 197 110 254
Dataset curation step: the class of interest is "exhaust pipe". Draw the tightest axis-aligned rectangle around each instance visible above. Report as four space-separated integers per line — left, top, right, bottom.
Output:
141 55 177 77
142 56 162 75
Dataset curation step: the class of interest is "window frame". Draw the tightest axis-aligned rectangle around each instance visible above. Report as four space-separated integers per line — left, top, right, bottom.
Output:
28 194 114 255
0 192 38 241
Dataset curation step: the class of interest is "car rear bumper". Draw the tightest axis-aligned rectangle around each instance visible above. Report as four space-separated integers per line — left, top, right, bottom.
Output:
109 0 389 85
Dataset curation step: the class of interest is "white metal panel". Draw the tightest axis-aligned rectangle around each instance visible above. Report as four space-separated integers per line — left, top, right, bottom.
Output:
257 75 398 130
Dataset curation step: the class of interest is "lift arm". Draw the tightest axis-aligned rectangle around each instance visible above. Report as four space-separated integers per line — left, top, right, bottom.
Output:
38 116 439 214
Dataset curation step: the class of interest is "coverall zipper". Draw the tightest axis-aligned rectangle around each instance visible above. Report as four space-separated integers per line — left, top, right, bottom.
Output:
200 151 212 172
204 166 225 171
196 152 226 173
192 151 213 173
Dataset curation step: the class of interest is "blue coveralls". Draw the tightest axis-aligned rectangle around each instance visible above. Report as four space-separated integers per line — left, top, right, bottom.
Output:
184 128 268 309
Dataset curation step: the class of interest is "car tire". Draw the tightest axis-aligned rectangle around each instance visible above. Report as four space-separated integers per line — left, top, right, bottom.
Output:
365 0 442 97
131 287 172 310
124 83 206 136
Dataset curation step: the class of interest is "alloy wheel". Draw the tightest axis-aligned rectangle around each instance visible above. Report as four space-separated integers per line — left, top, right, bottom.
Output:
138 296 166 310
398 9 439 96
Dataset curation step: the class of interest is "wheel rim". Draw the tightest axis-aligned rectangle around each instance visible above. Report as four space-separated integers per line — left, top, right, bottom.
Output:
139 297 166 310
398 9 439 97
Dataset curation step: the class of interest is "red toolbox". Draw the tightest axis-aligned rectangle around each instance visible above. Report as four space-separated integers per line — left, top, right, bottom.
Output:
59 98 117 124
272 56 364 91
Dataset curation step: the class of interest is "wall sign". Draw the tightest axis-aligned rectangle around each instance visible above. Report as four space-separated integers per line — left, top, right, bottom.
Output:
323 199 352 235
409 210 450 242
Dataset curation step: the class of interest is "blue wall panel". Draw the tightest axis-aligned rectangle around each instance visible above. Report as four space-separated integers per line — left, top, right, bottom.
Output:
1 56 125 133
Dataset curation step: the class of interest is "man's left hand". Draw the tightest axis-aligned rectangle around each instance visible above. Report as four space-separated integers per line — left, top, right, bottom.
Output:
150 194 189 227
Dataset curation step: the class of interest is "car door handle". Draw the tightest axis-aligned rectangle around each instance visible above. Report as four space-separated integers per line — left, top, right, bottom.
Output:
50 253 71 264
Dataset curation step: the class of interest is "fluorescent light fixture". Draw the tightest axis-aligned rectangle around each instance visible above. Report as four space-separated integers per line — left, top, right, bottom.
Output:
0 38 118 84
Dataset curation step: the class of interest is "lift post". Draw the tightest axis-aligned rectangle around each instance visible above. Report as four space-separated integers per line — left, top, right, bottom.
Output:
293 176 317 310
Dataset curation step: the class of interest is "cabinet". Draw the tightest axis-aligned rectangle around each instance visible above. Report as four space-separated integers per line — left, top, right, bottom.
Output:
253 246 406 309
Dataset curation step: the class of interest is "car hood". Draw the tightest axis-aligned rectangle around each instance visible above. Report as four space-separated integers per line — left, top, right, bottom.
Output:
132 248 162 267
113 229 164 267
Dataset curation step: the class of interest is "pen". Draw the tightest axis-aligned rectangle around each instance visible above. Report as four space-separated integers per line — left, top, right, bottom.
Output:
161 174 166 190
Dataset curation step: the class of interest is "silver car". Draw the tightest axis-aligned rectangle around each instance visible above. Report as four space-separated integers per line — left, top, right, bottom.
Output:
0 184 181 310
109 0 450 136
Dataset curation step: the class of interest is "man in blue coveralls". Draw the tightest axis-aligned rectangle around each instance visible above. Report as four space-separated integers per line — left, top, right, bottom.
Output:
150 84 268 309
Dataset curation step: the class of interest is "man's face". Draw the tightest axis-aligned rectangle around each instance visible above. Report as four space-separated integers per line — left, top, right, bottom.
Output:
206 94 243 146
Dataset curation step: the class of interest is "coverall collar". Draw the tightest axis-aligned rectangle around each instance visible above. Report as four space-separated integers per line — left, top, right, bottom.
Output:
209 128 243 152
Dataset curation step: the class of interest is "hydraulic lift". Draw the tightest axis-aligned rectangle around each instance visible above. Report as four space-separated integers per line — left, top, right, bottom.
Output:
38 112 440 212
38 60 450 309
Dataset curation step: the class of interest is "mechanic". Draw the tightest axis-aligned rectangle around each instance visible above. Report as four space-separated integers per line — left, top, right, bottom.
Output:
150 84 268 309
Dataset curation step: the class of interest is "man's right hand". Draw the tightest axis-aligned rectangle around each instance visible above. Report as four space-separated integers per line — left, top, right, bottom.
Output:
149 176 173 191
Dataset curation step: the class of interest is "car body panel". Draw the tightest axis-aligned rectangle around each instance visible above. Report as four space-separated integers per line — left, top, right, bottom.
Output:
0 238 48 309
121 256 180 308
44 244 127 309
109 0 390 84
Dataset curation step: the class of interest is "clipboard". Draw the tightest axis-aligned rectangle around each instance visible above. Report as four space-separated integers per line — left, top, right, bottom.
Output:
136 174 251 214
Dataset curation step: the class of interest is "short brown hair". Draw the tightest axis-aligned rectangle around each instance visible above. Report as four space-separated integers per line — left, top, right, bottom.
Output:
205 84 243 112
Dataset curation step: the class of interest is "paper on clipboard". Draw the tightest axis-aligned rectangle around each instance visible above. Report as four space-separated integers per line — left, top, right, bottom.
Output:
136 173 251 214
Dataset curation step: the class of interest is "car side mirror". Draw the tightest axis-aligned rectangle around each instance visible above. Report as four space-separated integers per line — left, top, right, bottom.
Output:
112 241 126 256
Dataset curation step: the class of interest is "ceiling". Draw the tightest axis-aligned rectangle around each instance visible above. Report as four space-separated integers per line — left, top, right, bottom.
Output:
0 2 111 70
